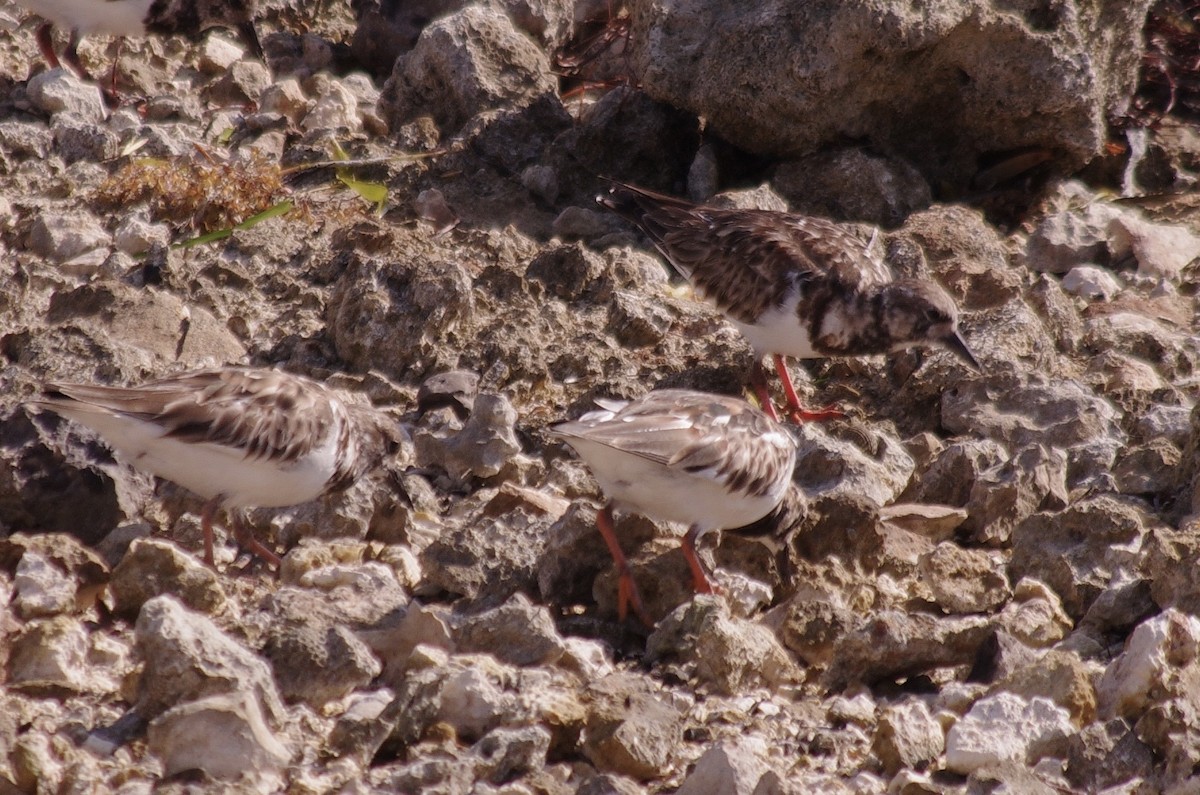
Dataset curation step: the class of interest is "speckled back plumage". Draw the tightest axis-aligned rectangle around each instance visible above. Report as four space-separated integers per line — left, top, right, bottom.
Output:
35 367 395 500
598 183 979 367
599 183 885 323
553 389 796 509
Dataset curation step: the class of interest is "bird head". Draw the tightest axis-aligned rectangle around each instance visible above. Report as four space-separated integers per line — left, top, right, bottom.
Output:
883 280 981 371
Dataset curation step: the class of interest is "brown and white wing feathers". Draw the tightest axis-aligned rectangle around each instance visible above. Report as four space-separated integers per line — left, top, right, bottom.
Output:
599 182 890 324
40 368 336 464
553 390 794 500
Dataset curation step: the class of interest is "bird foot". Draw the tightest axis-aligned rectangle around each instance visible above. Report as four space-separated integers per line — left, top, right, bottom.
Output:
616 572 655 628
786 402 844 424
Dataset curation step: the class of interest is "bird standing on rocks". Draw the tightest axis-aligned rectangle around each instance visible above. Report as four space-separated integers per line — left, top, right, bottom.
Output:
597 182 981 424
551 389 797 626
29 367 399 568
15 0 262 91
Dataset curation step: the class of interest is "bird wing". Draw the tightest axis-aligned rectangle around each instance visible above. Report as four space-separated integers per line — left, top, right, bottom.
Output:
599 182 889 322
553 390 795 499
41 368 335 464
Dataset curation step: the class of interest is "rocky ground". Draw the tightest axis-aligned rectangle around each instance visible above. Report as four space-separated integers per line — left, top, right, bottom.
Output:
0 0 1198 792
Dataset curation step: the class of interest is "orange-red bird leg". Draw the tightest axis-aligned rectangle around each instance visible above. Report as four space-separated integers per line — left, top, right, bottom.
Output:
35 22 62 69
749 359 783 422
231 514 282 569
682 525 720 595
773 355 843 423
597 504 654 627
199 496 220 567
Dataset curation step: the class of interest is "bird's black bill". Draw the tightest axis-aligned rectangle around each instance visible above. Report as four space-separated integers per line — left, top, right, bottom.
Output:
944 331 982 372
239 22 264 59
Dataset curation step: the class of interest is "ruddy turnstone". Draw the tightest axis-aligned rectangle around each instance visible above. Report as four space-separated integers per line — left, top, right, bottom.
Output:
597 182 981 423
29 367 399 567
551 389 796 626
15 0 262 86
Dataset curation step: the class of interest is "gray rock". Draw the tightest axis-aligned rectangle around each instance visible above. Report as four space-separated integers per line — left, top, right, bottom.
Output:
469 725 551 784
825 610 992 690
873 699 944 775
1108 213 1200 282
773 148 931 227
414 393 521 480
996 579 1073 649
797 493 932 577
197 35 245 73
1064 718 1156 792
1023 183 1128 274
261 622 381 707
536 503 611 607
997 649 1098 726
0 534 108 619
902 204 1022 309
53 113 119 163
380 5 555 134
582 673 683 781
945 693 1072 774
608 290 673 347
418 369 480 419
1026 272 1086 355
146 692 290 782
771 590 860 667
792 421 915 508
26 69 106 121
43 282 246 366
1009 495 1152 619
1112 439 1181 496
301 79 361 134
521 163 558 204
420 504 553 604
1062 265 1121 300
918 543 1010 614
647 596 801 695
113 217 171 256
961 444 1069 546
676 737 775 795
205 61 273 105
879 503 967 543
7 616 90 692
384 647 579 750
28 210 111 263
1135 404 1192 448
109 538 226 617
0 409 134 544
1084 311 1198 381
327 254 474 377
942 374 1125 480
964 761 1060 795
553 205 627 240
913 439 1009 508
1076 578 1155 642
259 78 310 123
12 550 77 619
454 593 567 667
525 243 606 301
134 596 286 725
631 1 1153 185
1097 609 1200 720
0 120 52 158
327 689 397 766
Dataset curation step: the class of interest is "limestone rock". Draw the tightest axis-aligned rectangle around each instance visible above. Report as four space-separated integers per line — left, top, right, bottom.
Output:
134 596 285 725
945 693 1073 774
147 692 290 784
